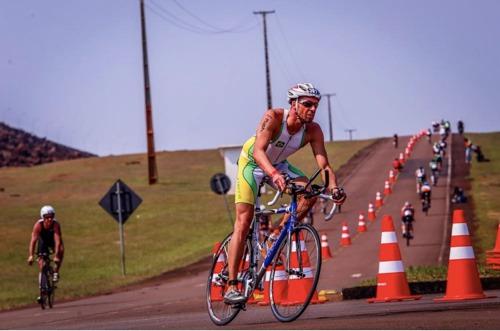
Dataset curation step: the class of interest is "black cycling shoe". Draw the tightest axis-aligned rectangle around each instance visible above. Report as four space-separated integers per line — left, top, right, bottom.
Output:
223 288 246 305
36 296 42 304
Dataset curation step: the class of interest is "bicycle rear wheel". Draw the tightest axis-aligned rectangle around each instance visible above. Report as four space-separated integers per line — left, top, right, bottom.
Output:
206 233 252 326
270 224 321 322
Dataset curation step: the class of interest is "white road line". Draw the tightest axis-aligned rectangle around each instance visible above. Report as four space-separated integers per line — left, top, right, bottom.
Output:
438 135 453 265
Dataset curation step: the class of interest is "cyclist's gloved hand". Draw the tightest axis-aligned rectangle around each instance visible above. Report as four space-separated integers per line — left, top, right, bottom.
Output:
331 187 346 204
27 255 34 266
54 256 61 263
271 170 286 192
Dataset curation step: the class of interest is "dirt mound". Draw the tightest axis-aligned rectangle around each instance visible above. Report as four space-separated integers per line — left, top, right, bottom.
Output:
0 122 95 167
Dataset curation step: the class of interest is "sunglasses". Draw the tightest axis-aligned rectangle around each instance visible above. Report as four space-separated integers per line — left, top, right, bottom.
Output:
298 100 319 108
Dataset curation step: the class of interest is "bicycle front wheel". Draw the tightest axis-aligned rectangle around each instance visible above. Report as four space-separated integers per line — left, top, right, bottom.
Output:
206 233 252 326
39 271 49 310
270 224 322 322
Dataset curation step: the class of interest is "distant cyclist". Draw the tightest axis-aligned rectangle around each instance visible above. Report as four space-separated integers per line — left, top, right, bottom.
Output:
439 140 447 157
457 120 464 135
27 206 64 301
426 128 432 144
415 166 426 193
432 121 440 133
400 201 415 239
420 182 432 211
432 142 441 155
432 153 443 172
429 159 439 185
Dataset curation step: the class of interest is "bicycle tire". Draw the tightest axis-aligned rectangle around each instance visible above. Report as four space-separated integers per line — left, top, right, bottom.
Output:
48 268 55 308
206 233 251 326
270 224 322 322
39 271 48 310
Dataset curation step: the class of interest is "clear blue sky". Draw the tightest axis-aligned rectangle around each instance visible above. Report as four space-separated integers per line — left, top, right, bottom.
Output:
1 0 499 156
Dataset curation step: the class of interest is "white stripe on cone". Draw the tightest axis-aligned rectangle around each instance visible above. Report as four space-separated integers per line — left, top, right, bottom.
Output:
289 267 313 279
291 240 306 251
451 223 470 236
450 246 475 260
381 231 397 244
378 260 404 274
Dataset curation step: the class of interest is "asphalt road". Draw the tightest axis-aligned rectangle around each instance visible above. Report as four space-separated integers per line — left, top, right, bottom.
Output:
2 133 498 329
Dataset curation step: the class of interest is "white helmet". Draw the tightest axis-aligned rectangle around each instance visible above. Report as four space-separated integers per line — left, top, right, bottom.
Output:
40 205 55 218
287 83 321 103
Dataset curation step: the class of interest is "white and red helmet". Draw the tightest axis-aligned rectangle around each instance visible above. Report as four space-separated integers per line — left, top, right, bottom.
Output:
287 83 321 103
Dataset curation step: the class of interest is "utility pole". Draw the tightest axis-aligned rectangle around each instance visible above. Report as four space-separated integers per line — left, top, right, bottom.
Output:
345 129 357 141
140 0 158 185
253 10 275 110
323 93 336 142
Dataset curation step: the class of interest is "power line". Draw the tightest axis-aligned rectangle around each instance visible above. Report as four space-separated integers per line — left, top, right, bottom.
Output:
148 0 259 34
273 15 306 82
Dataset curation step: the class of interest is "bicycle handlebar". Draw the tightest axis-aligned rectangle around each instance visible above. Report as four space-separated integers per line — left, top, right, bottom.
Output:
318 193 339 221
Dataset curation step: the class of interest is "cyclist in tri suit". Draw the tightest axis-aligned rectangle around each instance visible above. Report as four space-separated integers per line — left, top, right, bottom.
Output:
224 83 346 304
27 206 64 284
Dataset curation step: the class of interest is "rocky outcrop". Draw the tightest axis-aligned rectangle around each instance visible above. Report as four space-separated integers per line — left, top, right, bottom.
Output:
0 122 96 167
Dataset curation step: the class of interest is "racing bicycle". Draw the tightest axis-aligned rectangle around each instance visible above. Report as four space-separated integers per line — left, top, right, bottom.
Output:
402 212 414 246
37 253 56 309
206 169 341 325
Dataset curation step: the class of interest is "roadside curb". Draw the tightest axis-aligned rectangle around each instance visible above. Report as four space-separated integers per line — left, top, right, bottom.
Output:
340 277 500 300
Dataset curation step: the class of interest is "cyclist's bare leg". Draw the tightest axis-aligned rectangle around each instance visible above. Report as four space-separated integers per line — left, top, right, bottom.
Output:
227 202 254 292
54 246 64 272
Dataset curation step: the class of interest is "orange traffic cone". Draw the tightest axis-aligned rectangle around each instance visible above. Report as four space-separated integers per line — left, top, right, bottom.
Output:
210 242 225 302
368 203 376 221
357 213 367 232
321 233 333 260
399 152 405 165
383 181 392 195
405 147 410 158
282 232 324 305
375 191 384 208
368 215 421 303
435 210 495 302
258 264 287 306
340 222 352 246
389 170 396 184
486 224 500 269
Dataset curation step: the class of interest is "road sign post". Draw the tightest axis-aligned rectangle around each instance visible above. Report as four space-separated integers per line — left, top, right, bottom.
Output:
99 179 142 276
210 173 233 226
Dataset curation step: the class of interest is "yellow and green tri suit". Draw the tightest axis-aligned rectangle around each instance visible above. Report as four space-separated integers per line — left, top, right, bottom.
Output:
235 109 307 205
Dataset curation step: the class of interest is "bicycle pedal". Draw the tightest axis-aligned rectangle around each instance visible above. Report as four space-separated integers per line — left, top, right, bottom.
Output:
232 303 246 311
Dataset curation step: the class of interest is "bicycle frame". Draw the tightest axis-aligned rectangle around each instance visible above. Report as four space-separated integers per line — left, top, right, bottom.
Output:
242 187 306 300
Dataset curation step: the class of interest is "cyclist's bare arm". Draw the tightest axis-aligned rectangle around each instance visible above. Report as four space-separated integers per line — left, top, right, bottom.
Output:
53 222 62 258
306 122 340 192
28 222 41 263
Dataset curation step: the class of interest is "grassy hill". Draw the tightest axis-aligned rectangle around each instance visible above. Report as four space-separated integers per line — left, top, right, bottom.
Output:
0 138 376 309
466 132 500 261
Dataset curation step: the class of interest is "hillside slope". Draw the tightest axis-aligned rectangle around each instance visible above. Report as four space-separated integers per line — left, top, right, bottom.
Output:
0 122 95 167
